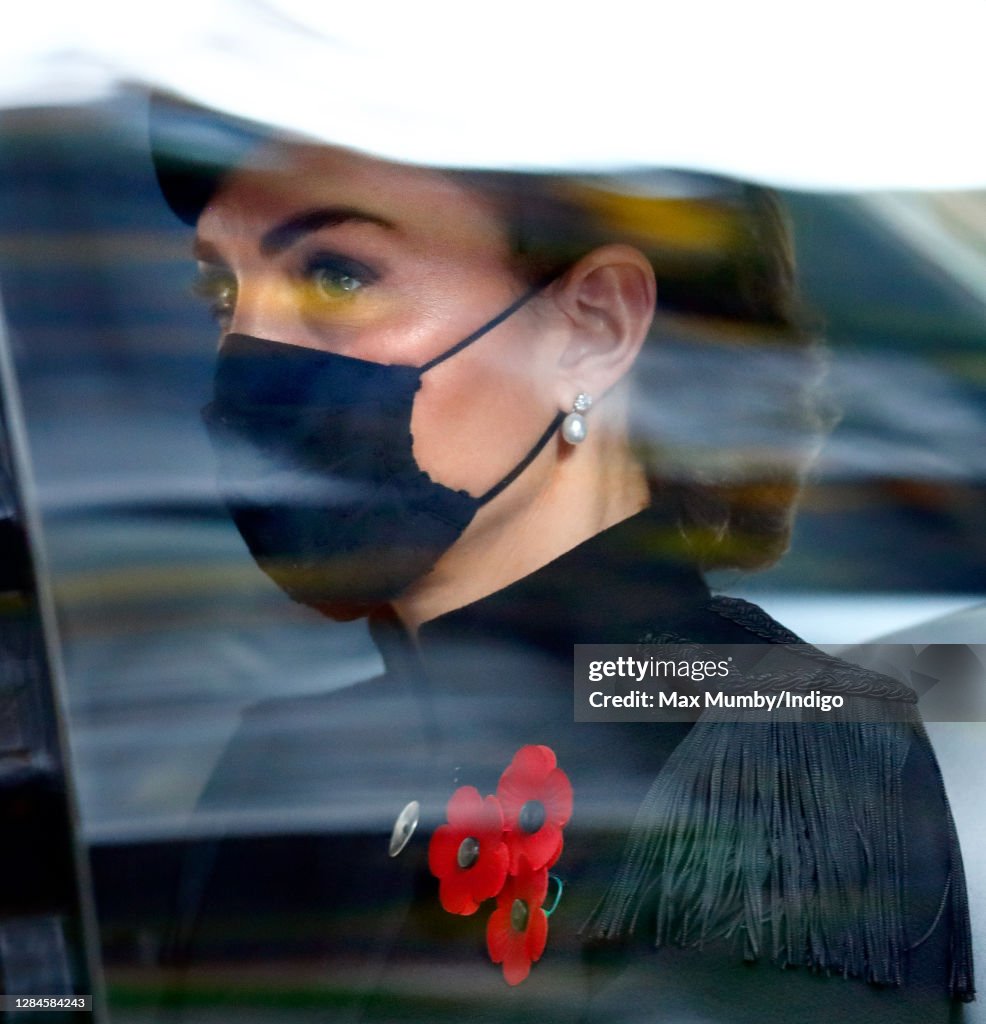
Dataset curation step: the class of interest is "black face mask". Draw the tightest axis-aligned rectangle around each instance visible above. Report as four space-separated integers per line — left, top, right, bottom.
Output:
202 287 564 619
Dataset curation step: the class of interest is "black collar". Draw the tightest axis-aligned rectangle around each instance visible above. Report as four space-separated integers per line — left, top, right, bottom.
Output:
369 500 710 672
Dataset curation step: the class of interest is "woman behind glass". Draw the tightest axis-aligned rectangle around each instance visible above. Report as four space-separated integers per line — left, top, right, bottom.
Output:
154 116 974 1023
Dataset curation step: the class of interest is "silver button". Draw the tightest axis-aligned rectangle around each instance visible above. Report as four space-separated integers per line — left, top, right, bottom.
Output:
388 800 420 858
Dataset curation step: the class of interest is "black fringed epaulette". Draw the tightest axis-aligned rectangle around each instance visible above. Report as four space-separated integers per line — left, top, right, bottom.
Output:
585 600 976 1003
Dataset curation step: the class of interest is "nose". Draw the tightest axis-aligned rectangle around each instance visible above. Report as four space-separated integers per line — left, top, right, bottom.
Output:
226 270 297 342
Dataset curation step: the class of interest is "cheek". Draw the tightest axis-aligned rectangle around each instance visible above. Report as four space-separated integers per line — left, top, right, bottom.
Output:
409 327 555 494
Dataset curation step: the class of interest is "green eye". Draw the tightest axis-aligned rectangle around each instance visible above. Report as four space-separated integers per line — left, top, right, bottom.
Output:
311 265 363 297
193 268 237 325
305 253 375 300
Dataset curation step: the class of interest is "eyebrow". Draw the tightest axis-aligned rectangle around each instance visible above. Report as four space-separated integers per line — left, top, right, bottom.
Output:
259 206 396 256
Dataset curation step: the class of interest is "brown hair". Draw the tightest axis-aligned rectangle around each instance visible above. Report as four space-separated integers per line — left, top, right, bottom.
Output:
463 170 829 571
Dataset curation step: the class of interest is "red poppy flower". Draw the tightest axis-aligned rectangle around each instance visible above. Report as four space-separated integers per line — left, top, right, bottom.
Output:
428 785 509 915
497 745 573 873
486 858 550 985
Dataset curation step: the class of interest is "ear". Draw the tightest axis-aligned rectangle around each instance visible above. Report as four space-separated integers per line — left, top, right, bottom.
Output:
549 244 656 409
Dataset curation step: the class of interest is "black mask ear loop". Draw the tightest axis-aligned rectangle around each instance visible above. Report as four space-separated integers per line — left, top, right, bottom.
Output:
474 410 566 506
418 282 567 508
417 285 545 374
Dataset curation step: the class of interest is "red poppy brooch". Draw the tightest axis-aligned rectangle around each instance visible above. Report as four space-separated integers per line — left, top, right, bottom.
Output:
428 744 573 985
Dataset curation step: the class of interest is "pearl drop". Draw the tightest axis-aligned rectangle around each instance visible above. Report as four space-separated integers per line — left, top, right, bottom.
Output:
562 411 587 445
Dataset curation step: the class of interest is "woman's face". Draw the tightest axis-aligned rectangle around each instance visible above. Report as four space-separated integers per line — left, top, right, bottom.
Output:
195 143 569 500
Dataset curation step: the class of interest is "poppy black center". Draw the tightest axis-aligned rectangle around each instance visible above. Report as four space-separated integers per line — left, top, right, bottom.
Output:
518 799 546 833
511 898 529 932
457 836 480 869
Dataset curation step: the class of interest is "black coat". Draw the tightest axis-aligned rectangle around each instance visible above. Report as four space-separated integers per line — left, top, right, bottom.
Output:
157 504 974 1023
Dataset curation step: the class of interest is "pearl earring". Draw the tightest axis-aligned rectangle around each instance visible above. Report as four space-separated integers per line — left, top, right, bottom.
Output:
561 392 592 445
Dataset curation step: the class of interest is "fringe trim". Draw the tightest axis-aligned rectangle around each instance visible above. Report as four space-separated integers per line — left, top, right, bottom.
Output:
913 720 976 1002
583 656 975 1001
585 695 910 980
708 599 975 1000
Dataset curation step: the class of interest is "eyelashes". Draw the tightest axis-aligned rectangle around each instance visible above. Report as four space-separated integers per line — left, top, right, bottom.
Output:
192 267 237 326
192 251 380 326
303 252 378 299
